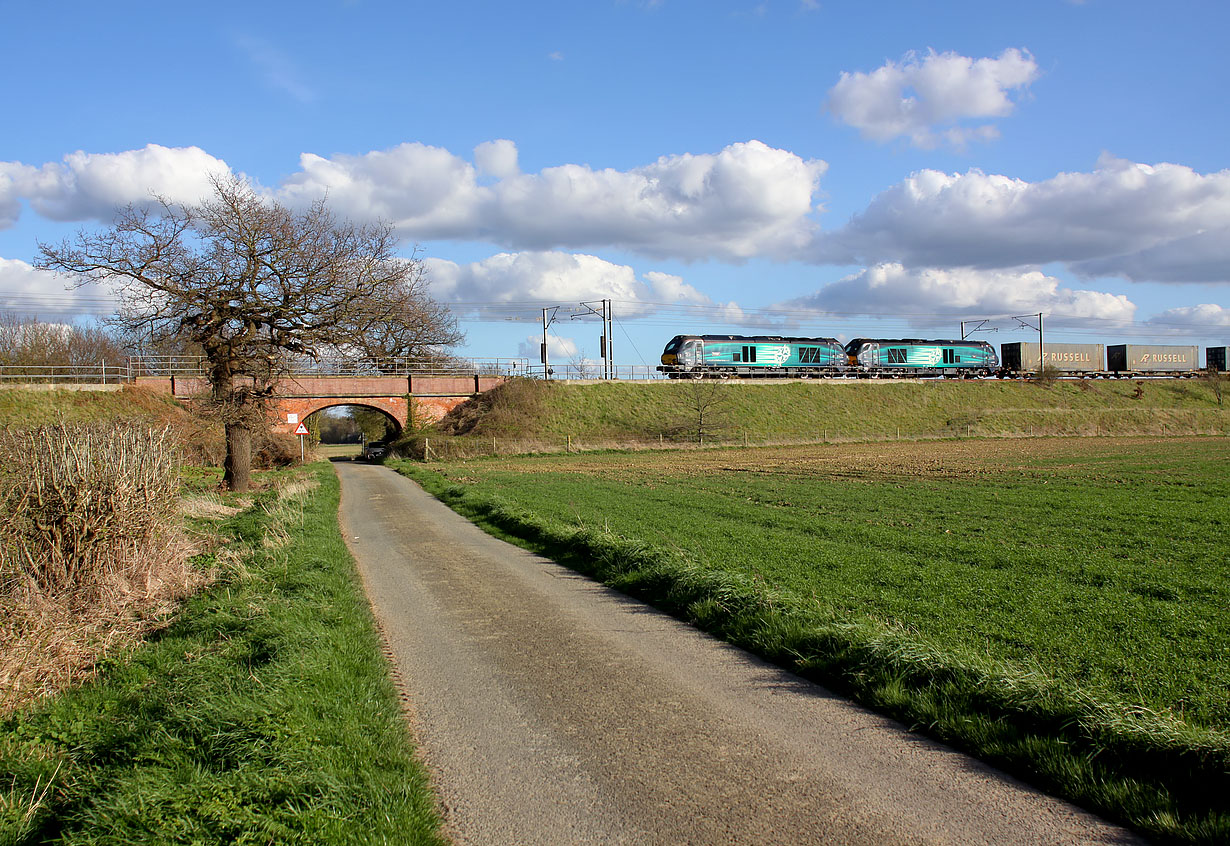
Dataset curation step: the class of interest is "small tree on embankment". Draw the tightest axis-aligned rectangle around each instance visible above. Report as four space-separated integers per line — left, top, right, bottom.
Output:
38 175 461 492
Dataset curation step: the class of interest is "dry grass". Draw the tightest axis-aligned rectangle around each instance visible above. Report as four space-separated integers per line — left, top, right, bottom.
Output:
0 423 215 715
0 530 208 715
178 493 244 521
274 475 318 502
0 424 180 593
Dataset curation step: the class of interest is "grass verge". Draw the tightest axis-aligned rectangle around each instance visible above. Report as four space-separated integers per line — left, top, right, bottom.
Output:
393 438 1229 845
0 463 444 845
428 378 1230 453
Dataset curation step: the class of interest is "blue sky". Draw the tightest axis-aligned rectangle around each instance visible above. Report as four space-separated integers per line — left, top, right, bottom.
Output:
2 0 1228 367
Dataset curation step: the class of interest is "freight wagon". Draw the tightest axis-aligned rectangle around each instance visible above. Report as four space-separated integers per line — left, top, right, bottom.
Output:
1107 344 1199 375
1001 342 1105 374
845 338 998 377
659 334 847 377
1207 347 1229 372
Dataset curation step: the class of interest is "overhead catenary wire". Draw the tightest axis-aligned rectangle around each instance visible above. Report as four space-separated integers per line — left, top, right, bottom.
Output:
612 313 649 366
0 290 1225 342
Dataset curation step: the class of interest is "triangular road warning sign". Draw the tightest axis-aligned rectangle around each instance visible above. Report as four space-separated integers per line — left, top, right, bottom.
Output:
294 423 309 435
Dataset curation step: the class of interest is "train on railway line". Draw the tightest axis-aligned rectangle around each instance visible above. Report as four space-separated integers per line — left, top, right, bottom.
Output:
658 335 1230 379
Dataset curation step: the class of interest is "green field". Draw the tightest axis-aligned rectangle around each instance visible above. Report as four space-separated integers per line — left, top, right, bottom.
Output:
396 436 1230 844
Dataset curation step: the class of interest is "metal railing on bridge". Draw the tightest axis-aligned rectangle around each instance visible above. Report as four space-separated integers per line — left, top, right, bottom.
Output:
128 356 533 378
529 363 666 381
0 362 131 384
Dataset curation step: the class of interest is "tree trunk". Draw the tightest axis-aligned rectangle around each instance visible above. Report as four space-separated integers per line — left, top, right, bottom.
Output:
223 421 253 492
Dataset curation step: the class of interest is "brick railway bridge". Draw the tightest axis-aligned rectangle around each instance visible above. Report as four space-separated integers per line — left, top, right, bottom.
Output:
132 357 525 434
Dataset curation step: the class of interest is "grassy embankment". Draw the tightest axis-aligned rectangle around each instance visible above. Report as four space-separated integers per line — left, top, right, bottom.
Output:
393 436 1229 844
0 385 189 423
0 385 224 460
0 458 444 845
415 376 1230 456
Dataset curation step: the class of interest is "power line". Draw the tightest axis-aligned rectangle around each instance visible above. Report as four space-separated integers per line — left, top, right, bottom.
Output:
0 290 1224 340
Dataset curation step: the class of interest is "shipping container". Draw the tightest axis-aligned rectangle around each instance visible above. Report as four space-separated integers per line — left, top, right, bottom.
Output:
1207 347 1229 371
1107 344 1198 373
1001 342 1105 372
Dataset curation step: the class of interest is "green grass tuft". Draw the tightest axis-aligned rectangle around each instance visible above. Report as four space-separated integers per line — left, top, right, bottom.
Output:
0 464 444 846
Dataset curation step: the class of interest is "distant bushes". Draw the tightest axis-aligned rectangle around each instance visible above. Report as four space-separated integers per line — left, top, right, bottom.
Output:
0 423 180 595
0 313 129 372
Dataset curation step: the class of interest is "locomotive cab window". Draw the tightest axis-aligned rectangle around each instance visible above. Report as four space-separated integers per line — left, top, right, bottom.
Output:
888 348 907 364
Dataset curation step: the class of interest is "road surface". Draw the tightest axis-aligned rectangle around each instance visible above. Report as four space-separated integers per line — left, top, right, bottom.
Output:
335 460 1140 846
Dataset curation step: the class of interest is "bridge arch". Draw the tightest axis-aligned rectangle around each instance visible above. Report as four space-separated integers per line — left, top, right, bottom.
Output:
303 401 403 435
273 395 407 434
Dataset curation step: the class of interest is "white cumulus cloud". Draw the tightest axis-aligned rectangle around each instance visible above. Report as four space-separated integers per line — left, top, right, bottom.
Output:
1 141 824 262
826 48 1039 149
474 139 520 179
0 163 28 228
424 250 720 318
784 263 1136 324
1146 303 1230 328
276 139 826 260
1 145 231 226
817 156 1230 282
277 143 480 238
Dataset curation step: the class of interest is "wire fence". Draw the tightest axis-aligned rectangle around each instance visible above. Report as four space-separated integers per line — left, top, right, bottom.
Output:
10 357 660 382
534 363 666 381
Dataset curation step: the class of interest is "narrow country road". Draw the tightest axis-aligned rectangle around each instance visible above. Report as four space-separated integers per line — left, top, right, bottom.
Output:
335 460 1140 846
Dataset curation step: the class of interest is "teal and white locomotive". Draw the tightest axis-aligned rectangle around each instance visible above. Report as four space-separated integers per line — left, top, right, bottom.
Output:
844 338 998 376
659 335 847 377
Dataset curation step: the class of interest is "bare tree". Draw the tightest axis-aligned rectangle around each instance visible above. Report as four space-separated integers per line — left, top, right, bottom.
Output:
331 253 463 363
1204 366 1226 407
38 175 462 491
670 378 732 445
